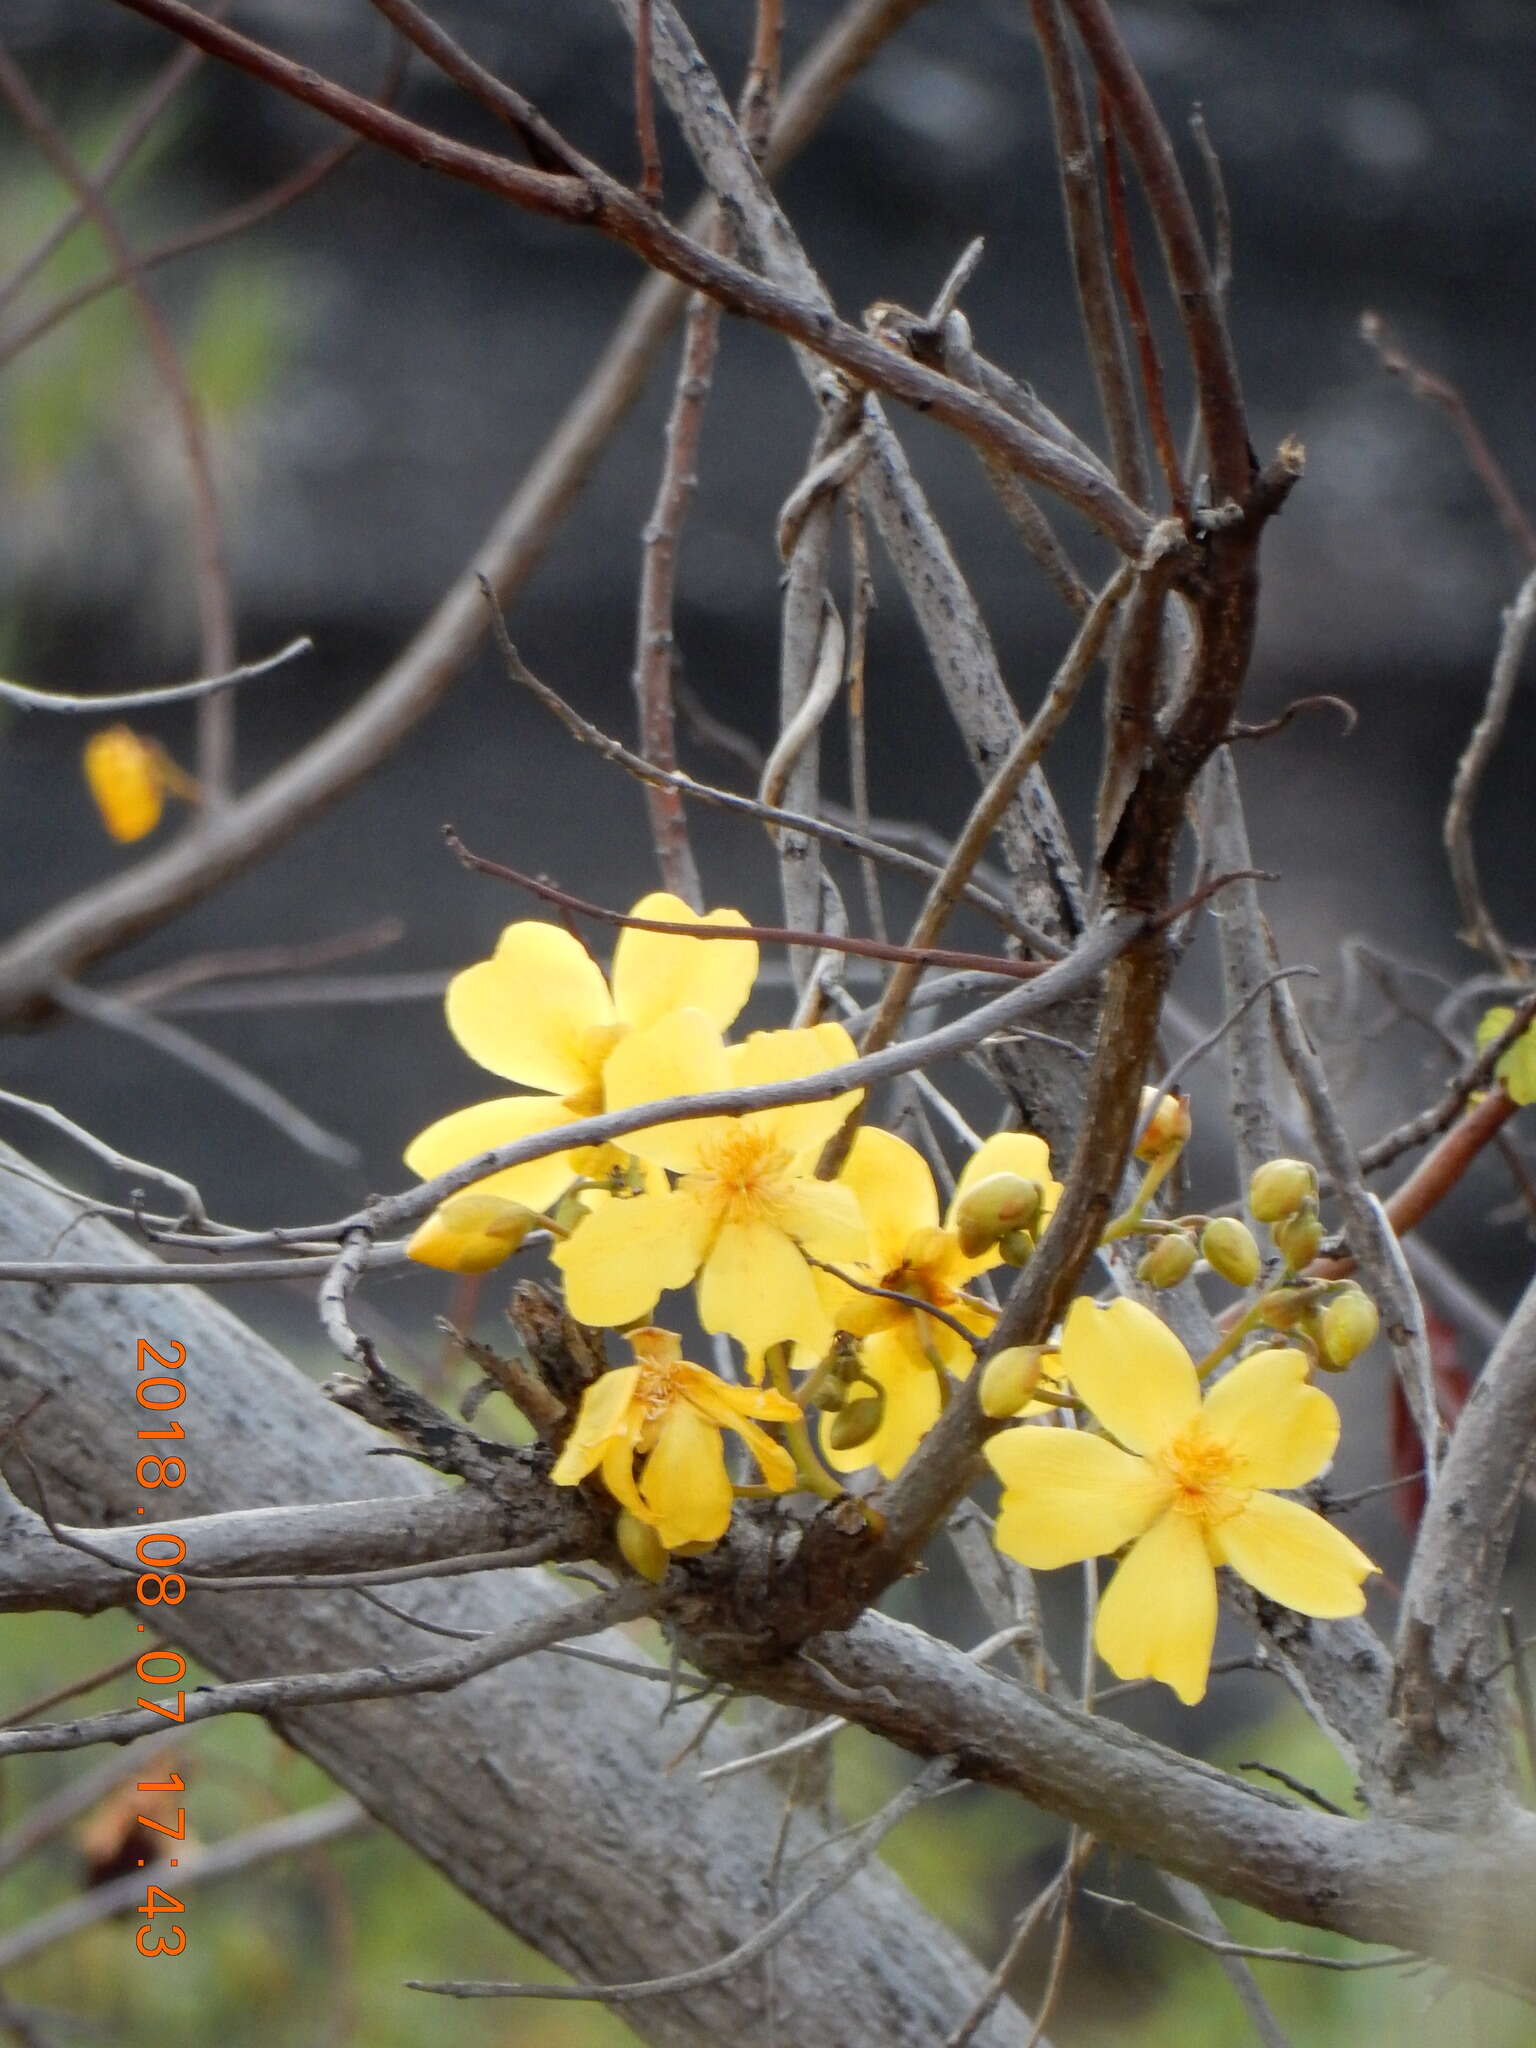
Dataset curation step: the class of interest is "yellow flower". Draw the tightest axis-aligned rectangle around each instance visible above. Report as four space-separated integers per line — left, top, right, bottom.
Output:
1477 1006 1536 1107
550 1328 801 1548
83 725 194 843
405 1192 539 1273
404 895 757 1268
820 1128 1060 1479
552 1014 866 1355
985 1298 1375 1705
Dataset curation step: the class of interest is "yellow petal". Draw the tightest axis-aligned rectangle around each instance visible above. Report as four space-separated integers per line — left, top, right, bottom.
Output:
404 1095 579 1215
445 923 614 1091
84 725 166 842
774 1176 868 1263
641 1402 735 1547
730 1023 862 1158
601 1008 734 1172
1211 1491 1374 1617
599 1437 650 1523
611 893 759 1034
831 1126 939 1269
553 1186 712 1328
1095 1509 1218 1705
550 1367 642 1485
821 1325 942 1478
814 1262 899 1338
697 1217 831 1357
952 1131 1061 1229
987 1424 1169 1567
405 1194 533 1274
1200 1349 1341 1489
676 1361 801 1428
1059 1297 1200 1456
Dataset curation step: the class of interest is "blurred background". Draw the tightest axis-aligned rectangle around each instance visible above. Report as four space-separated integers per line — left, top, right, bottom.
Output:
1 0 1534 2040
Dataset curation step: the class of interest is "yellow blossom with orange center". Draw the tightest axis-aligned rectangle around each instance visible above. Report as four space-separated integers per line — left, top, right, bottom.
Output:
403 895 758 1270
552 1012 866 1357
985 1298 1376 1704
818 1126 1061 1478
550 1327 801 1549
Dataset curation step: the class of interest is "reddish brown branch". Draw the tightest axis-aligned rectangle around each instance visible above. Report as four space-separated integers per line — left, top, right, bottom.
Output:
634 0 664 202
1097 87 1187 522
1060 0 1249 503
441 828 1050 981
103 0 1151 555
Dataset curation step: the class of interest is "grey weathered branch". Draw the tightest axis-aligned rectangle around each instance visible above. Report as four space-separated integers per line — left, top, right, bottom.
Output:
1378 1266 1536 1822
0 1143 1030 2046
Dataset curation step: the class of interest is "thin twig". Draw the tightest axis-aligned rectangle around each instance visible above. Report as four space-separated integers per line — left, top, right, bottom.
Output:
1443 566 1536 972
408 1757 957 2000
0 638 310 715
1097 85 1187 519
1361 313 1536 567
485 605 1034 938
0 1088 207 1225
107 919 405 1008
634 0 664 201
1026 0 1148 502
1503 1608 1536 1792
49 980 360 1169
0 1584 657 1758
443 829 1055 981
0 45 238 801
1082 1889 1418 1973
0 1800 368 1975
1154 1872 1293 2048
0 34 206 319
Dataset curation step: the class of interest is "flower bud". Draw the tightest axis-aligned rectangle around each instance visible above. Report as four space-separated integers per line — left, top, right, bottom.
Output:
954 1173 1043 1258
1136 1232 1198 1289
827 1392 886 1453
1248 1157 1317 1224
997 1226 1036 1267
1257 1286 1311 1331
1135 1088 1192 1161
406 1192 539 1273
979 1346 1045 1419
615 1509 669 1583
1271 1207 1323 1272
1200 1216 1261 1287
1320 1288 1379 1368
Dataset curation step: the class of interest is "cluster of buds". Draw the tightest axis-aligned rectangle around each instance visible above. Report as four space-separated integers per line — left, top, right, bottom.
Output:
953 1172 1045 1266
797 1334 886 1451
1248 1157 1323 1275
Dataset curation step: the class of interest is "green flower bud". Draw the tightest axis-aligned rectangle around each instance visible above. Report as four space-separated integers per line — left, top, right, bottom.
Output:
827 1392 886 1453
954 1172 1043 1258
1320 1288 1380 1368
1257 1286 1312 1332
1200 1215 1261 1287
1248 1157 1317 1224
1137 1232 1199 1288
997 1225 1037 1267
979 1346 1045 1419
1271 1206 1324 1272
615 1509 669 1584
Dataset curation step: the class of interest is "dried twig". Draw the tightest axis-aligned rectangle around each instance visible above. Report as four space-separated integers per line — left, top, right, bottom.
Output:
0 45 237 801
1443 567 1536 971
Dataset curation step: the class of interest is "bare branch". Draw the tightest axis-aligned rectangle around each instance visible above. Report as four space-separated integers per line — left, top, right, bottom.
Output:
1025 0 1148 501
0 1089 207 1226
1444 566 1536 971
1381 1267 1536 1822
0 1582 656 1757
0 637 311 716
407 1758 961 2003
0 44 237 800
0 1800 368 1975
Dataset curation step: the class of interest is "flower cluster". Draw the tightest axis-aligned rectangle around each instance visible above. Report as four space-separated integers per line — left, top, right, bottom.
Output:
403 896 1379 1705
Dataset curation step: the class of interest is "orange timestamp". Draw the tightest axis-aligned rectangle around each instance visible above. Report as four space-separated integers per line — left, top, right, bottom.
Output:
130 1337 192 1957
